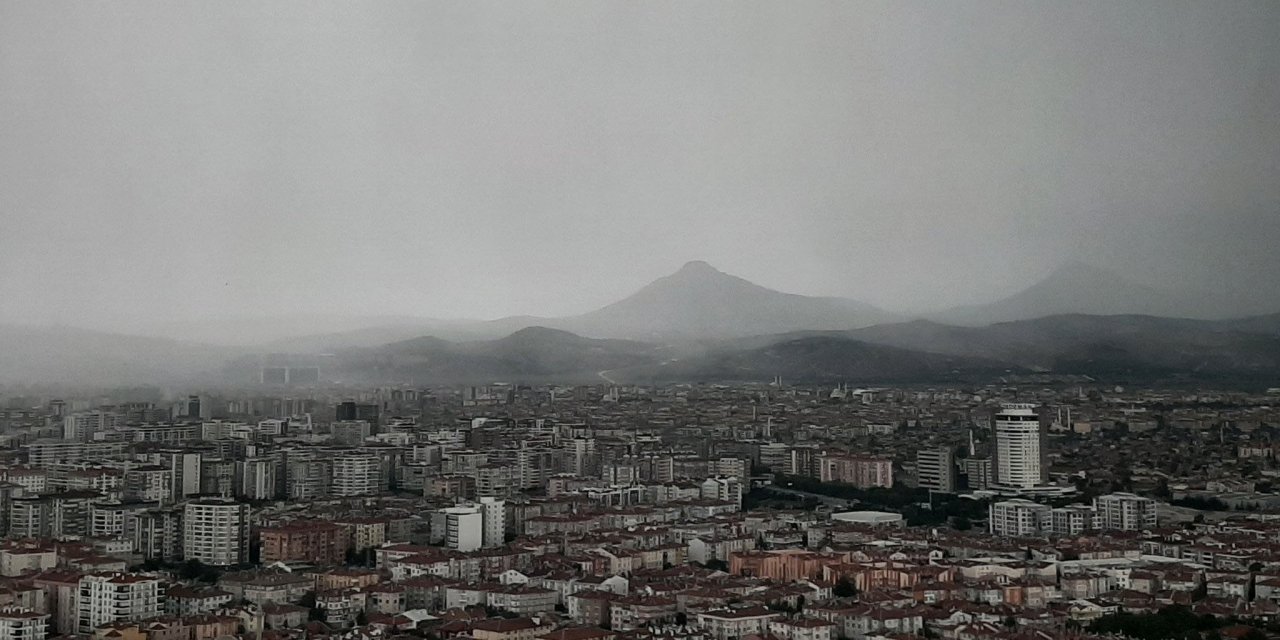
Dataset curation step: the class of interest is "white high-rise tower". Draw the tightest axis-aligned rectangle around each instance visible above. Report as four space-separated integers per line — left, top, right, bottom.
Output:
992 404 1045 490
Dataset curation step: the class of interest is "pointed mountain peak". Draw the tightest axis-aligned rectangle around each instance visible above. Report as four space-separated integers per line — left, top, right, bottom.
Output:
674 260 723 276
1043 261 1124 283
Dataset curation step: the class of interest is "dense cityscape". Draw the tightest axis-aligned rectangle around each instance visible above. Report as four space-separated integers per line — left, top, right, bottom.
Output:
0 381 1278 639
4 1 1278 639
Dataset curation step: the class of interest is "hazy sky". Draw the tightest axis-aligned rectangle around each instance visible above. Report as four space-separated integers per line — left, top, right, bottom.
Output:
1 1 1277 326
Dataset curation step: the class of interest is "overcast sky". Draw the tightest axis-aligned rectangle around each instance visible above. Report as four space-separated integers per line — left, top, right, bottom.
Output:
1 1 1277 327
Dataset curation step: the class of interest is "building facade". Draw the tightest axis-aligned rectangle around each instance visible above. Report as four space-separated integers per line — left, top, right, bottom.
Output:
183 499 250 566
992 404 1046 490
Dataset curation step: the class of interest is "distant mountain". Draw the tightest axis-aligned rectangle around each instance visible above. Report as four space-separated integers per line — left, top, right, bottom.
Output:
931 262 1238 326
848 314 1280 381
262 321 495 352
617 335 1017 384
108 314 482 347
482 261 897 341
9 314 1280 387
0 324 237 386
1220 312 1280 336
329 326 659 383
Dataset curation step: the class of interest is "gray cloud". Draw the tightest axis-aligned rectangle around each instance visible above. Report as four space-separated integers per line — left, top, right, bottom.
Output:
1 0 1276 327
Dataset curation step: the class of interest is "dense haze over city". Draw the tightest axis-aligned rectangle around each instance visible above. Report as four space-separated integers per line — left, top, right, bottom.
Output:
8 5 1280 640
1 1 1278 333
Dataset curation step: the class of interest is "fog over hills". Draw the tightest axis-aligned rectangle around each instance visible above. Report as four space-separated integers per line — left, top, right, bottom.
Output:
3 261 1280 387
4 1 1277 358
930 262 1254 326
101 259 1269 350
328 326 657 384
616 335 1018 384
514 260 898 341
0 324 237 386
847 314 1280 379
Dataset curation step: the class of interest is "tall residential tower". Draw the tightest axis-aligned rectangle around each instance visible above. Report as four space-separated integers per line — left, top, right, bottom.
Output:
992 404 1046 491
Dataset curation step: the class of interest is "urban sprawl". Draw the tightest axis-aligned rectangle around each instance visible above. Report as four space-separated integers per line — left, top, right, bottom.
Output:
0 383 1279 640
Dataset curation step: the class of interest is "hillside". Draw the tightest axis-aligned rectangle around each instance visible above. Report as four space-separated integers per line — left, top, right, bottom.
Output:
617 335 1018 384
932 262 1243 325
848 314 1280 380
328 326 659 383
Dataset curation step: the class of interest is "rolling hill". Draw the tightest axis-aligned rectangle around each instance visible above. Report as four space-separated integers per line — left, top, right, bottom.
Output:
931 262 1246 325
327 326 660 383
481 260 896 341
615 335 1019 384
848 314 1280 380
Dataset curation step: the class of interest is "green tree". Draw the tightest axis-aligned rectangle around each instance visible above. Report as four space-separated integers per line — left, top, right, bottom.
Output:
179 559 206 580
834 578 857 598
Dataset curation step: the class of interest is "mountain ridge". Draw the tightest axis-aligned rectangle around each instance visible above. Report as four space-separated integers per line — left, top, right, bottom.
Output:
482 260 898 341
929 261 1251 325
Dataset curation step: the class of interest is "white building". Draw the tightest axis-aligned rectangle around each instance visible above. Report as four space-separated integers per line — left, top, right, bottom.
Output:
62 411 123 442
236 457 277 500
332 451 381 496
989 499 1051 537
700 476 743 509
963 457 993 490
255 419 289 437
0 607 47 640
1094 492 1158 531
1049 504 1099 536
434 506 483 552
697 608 780 640
993 404 1046 490
711 457 748 479
770 618 836 640
200 420 248 441
182 499 250 566
916 447 956 493
478 497 506 548
77 573 161 633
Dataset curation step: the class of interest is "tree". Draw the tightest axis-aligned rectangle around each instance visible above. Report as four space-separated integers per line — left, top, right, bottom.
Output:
300 591 317 609
952 516 972 531
179 559 206 580
675 612 688 627
833 578 857 598
346 547 367 567
355 610 369 626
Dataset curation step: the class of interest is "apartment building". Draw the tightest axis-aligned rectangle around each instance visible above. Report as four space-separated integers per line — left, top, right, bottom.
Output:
77 573 161 634
183 499 250 566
